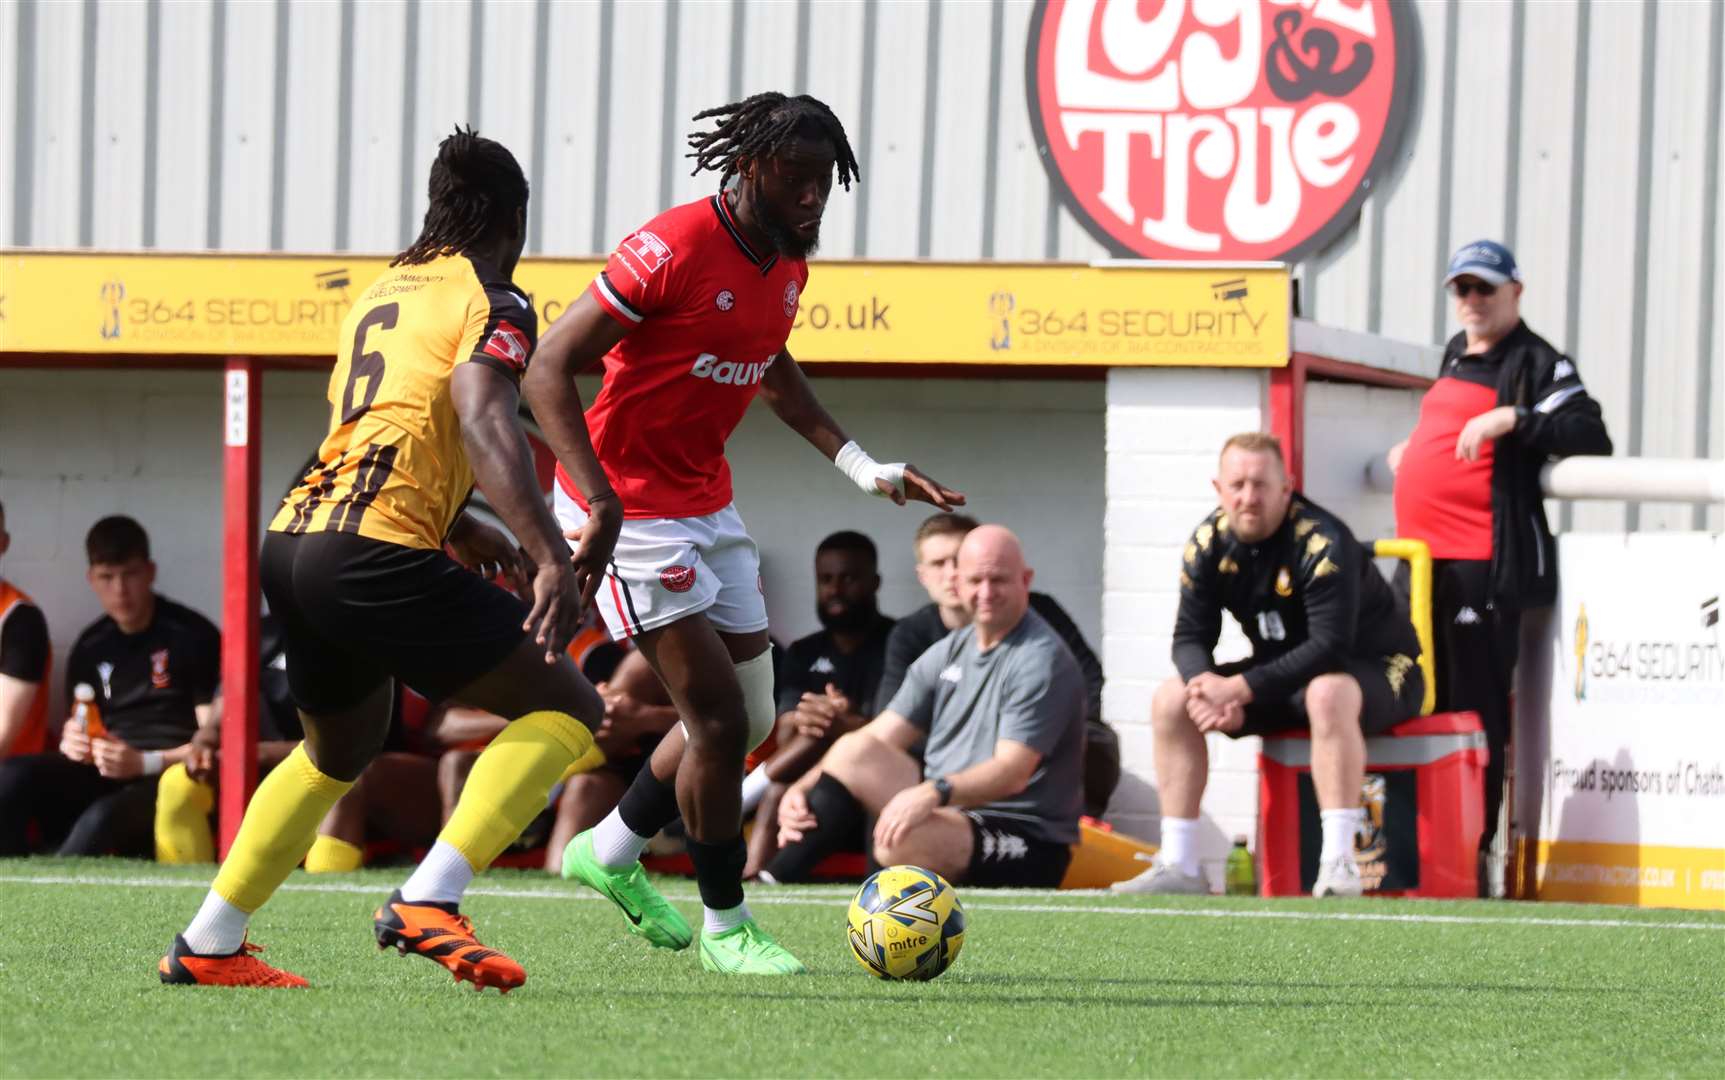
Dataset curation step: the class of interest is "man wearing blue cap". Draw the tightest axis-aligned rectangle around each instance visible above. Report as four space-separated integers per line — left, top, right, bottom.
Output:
1387 240 1612 894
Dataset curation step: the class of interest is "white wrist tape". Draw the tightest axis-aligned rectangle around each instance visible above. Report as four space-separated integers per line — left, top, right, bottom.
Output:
142 750 165 776
834 440 906 499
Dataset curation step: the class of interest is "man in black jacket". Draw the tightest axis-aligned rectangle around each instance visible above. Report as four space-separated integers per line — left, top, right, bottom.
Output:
1117 434 1423 898
1388 240 1612 880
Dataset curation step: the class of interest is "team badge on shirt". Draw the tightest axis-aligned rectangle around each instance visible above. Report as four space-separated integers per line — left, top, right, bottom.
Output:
1275 568 1293 597
715 289 735 312
482 321 531 371
782 281 799 318
150 649 171 689
621 231 673 279
659 565 697 593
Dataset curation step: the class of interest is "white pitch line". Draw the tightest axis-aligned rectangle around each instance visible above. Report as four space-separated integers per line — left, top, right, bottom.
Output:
1 871 1721 933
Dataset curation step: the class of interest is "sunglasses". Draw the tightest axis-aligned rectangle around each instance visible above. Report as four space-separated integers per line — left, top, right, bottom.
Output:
1450 279 1499 298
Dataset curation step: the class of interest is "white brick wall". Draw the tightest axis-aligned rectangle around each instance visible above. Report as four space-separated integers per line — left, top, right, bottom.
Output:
1301 381 1423 544
1102 367 1267 884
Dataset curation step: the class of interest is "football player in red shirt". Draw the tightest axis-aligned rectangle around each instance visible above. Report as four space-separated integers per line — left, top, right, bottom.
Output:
524 92 962 975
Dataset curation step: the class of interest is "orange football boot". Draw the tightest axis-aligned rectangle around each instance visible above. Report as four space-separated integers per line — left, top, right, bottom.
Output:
373 890 526 993
159 935 309 988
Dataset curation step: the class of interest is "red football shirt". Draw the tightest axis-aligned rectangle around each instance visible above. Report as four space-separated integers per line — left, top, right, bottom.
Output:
1394 376 1496 559
556 193 809 520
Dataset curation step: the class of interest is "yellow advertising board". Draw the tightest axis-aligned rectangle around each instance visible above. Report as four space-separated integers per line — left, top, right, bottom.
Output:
1530 840 1725 911
0 251 1289 367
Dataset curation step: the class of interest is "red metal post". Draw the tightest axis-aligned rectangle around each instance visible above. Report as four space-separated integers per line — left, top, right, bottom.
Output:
1266 358 1306 489
219 357 263 858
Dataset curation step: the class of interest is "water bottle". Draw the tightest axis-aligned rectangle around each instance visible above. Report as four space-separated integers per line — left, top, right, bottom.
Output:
1224 835 1256 896
71 683 108 738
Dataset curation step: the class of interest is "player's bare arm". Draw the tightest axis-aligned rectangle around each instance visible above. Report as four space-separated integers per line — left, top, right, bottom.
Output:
451 361 582 661
0 672 37 756
522 293 628 608
758 348 965 510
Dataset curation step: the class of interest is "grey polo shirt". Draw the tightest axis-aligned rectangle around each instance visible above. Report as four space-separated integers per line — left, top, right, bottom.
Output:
885 608 1086 845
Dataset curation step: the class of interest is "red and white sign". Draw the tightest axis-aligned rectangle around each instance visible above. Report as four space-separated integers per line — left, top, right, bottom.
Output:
1028 0 1415 262
482 320 530 371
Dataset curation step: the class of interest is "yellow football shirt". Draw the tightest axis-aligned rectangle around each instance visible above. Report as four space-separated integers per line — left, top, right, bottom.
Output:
270 253 537 549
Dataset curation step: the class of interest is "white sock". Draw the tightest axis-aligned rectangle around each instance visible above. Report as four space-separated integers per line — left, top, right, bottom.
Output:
740 765 772 816
182 889 250 955
400 840 476 905
704 900 752 935
591 807 651 869
1319 809 1363 864
1159 816 1201 877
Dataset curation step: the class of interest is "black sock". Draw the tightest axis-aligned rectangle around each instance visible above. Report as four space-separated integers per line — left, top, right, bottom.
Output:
686 834 747 911
616 765 681 839
764 774 863 883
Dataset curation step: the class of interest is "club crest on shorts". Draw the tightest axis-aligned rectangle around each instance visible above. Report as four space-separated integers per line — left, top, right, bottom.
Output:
782 280 799 318
659 564 697 593
715 289 735 312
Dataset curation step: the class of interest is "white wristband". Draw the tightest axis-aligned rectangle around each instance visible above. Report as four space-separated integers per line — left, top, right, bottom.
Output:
141 750 165 777
834 440 906 499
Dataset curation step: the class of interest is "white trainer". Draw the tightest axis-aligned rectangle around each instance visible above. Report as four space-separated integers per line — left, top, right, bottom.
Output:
1312 855 1364 898
1110 860 1210 895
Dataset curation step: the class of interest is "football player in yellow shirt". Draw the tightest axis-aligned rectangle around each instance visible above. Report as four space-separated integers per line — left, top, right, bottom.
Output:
159 128 621 992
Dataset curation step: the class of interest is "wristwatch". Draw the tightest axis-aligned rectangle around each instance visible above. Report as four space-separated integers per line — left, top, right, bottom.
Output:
932 776 954 806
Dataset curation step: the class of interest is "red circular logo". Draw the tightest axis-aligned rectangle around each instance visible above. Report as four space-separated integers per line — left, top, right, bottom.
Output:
659 564 697 593
1028 0 1416 262
782 281 800 318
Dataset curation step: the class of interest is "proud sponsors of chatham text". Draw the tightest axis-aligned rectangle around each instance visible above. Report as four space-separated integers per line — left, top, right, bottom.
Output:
1552 758 1725 801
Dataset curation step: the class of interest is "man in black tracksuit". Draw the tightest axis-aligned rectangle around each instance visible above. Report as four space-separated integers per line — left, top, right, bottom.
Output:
1117 435 1424 898
1389 240 1612 883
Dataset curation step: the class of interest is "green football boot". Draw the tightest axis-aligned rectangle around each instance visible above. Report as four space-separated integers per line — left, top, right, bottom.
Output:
698 919 807 975
561 829 693 950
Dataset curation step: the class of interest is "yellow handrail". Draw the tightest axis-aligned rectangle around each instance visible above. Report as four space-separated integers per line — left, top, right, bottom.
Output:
1371 538 1436 716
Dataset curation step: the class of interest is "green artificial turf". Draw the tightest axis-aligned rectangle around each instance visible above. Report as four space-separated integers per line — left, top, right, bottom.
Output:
1 859 1721 1078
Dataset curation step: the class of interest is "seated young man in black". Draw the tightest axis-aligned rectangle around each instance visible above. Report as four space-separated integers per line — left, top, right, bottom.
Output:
0 515 219 856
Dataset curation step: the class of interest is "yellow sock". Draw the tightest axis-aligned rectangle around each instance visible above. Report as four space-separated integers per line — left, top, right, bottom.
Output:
304 833 364 873
211 743 355 913
441 710 593 872
154 763 216 864
560 739 607 782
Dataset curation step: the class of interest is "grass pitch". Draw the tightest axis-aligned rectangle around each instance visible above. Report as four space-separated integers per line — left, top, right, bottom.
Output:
1 859 1721 1078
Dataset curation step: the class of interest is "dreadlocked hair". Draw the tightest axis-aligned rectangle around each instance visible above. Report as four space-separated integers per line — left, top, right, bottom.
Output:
685 93 859 190
393 126 529 267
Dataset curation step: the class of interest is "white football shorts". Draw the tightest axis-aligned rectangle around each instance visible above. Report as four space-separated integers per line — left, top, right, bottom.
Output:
554 486 769 642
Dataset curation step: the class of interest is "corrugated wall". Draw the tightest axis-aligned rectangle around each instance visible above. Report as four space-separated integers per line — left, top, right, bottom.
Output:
4 0 1721 528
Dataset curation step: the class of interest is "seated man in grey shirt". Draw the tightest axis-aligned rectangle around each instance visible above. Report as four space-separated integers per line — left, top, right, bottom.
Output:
766 525 1085 888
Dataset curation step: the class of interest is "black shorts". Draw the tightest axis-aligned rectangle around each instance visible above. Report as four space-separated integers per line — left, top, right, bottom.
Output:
260 530 529 713
1215 655 1423 739
961 811 1073 888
